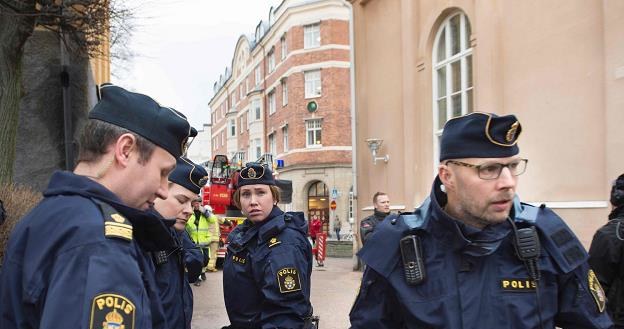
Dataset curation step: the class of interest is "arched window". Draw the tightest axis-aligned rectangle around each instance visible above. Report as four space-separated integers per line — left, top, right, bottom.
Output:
432 12 473 162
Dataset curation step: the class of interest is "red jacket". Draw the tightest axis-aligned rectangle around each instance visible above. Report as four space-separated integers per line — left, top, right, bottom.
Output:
310 219 322 238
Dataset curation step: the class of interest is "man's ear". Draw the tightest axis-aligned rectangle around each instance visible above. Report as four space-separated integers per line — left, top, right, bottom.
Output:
438 163 455 191
114 133 137 167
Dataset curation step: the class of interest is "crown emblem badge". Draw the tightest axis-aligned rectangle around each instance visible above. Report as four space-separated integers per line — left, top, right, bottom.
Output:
505 121 520 143
248 167 257 178
103 309 125 329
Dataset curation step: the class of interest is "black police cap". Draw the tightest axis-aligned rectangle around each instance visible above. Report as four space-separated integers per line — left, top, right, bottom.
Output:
169 157 208 195
237 162 276 188
440 112 522 161
89 84 191 157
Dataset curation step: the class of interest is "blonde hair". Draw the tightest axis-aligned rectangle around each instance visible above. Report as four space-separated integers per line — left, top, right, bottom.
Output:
233 185 281 209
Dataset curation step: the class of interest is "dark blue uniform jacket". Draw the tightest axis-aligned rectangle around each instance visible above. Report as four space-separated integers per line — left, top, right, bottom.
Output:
152 219 204 329
0 171 173 329
350 177 614 329
223 207 313 329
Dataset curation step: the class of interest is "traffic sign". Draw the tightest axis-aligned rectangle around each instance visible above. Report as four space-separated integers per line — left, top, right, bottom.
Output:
330 200 337 210
331 188 338 200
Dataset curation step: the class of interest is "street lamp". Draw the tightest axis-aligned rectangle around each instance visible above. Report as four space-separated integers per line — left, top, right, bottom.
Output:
365 138 389 165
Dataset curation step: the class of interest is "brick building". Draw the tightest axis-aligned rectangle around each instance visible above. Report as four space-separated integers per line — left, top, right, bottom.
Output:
208 0 353 237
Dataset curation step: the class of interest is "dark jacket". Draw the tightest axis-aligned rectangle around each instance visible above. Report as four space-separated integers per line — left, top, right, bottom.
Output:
359 209 390 244
0 171 172 328
223 206 313 329
589 210 624 328
350 176 613 329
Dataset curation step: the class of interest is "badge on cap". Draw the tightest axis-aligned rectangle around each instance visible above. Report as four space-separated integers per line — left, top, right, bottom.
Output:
90 293 135 329
248 167 257 178
506 121 520 142
277 267 302 293
588 269 606 313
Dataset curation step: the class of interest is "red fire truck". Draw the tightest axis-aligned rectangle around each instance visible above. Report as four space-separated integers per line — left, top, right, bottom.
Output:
201 154 292 264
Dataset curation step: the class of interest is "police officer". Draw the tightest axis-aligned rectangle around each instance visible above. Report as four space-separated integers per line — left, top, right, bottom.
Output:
151 157 208 329
349 112 613 328
359 192 391 244
222 163 314 329
0 84 191 328
589 173 624 328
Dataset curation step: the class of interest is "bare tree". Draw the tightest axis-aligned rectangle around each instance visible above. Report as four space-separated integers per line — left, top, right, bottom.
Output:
0 0 135 183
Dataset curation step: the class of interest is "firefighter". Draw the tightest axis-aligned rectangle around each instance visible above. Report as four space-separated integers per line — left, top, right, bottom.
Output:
222 163 315 329
0 84 192 328
205 205 221 272
186 198 212 284
151 156 208 329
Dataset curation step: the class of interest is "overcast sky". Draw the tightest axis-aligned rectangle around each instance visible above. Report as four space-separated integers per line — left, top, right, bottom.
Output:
111 0 280 129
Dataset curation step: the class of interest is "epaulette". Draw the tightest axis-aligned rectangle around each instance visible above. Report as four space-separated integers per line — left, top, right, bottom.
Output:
92 199 133 242
530 205 587 273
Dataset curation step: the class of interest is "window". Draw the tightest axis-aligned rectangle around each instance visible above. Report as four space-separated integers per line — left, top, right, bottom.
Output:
229 119 236 137
282 125 289 152
281 79 288 106
239 85 244 99
304 70 321 98
250 99 261 121
304 23 320 49
245 78 249 94
255 66 262 86
280 34 287 60
268 48 275 72
254 138 262 159
268 90 276 115
239 116 245 134
433 12 473 162
231 93 236 107
268 133 276 155
221 131 225 146
306 119 322 147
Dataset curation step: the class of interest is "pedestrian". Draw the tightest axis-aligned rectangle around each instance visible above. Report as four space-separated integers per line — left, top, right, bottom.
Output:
310 215 321 246
334 215 341 241
151 156 208 329
359 192 391 244
186 198 212 285
222 163 315 328
349 112 613 328
589 173 624 328
0 83 192 328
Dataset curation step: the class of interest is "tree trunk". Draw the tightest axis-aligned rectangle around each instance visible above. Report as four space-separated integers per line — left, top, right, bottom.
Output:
0 4 37 184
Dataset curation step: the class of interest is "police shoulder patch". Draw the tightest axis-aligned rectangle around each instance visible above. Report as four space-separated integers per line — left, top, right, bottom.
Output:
588 269 606 313
268 237 281 248
277 267 302 293
90 293 135 329
104 213 133 242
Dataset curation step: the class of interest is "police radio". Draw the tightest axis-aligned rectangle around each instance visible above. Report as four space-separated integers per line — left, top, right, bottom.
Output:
400 235 426 285
153 251 169 266
507 217 544 329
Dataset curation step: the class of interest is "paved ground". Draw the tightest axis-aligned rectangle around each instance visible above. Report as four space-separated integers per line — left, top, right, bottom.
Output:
191 257 362 329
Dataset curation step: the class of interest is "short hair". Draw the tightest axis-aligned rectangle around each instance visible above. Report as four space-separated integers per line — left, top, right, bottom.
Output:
610 174 624 207
373 192 387 204
77 119 156 165
233 185 281 209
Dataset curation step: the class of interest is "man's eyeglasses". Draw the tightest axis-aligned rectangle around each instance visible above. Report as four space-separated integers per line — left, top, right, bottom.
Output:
445 159 528 180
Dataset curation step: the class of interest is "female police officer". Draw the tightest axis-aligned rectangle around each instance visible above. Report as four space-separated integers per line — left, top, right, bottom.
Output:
222 163 314 329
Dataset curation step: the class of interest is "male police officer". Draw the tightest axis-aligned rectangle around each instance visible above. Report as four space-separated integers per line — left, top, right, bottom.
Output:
359 192 391 244
151 157 207 329
0 84 191 328
349 112 613 328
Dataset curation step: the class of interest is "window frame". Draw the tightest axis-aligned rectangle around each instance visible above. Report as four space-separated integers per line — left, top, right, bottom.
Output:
282 125 289 152
280 34 287 60
304 70 321 99
281 79 288 106
268 90 276 115
305 119 322 148
304 23 321 49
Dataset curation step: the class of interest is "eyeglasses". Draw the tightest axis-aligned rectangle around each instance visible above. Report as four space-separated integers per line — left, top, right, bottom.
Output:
445 159 528 180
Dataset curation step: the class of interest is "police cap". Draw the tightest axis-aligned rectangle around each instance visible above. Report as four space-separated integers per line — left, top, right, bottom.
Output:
168 157 208 195
440 112 522 161
89 84 191 157
237 162 276 188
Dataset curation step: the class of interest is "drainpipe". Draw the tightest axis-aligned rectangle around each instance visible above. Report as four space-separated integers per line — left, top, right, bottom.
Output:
342 0 360 270
60 37 73 170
